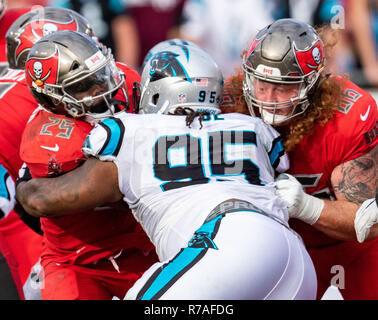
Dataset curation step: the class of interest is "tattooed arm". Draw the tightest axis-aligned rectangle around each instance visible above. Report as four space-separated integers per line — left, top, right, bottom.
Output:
16 158 123 218
313 145 377 241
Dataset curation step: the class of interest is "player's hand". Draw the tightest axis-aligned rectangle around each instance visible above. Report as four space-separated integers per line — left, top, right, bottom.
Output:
14 163 43 235
275 173 324 225
16 162 32 187
354 197 378 243
0 164 16 219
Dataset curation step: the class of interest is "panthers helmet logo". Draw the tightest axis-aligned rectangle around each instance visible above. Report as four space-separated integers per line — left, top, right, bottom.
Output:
149 51 190 82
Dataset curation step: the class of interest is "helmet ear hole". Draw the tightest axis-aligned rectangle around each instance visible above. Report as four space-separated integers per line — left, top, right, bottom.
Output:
152 94 159 105
70 61 80 71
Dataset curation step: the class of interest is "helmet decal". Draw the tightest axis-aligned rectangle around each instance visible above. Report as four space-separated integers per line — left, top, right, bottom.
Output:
143 38 195 67
14 18 78 66
246 39 260 58
293 40 324 75
26 48 59 91
149 51 191 82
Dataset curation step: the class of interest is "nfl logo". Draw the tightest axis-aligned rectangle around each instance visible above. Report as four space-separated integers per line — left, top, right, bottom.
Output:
178 93 186 102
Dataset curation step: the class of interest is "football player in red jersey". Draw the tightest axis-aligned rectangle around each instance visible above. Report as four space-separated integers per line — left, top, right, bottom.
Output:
0 0 31 75
0 68 43 297
0 2 41 299
1 6 152 299
0 6 96 298
16 29 157 300
223 18 377 300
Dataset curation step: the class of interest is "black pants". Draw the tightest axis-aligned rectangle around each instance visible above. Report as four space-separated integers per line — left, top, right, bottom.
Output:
0 250 20 300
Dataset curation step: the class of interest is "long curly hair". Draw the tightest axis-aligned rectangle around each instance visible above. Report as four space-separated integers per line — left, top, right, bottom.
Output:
221 25 345 152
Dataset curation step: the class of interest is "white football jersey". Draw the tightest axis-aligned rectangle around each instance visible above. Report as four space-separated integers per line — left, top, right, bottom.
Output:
83 112 289 260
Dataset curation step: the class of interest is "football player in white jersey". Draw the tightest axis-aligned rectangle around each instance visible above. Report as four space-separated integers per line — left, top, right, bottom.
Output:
16 41 317 299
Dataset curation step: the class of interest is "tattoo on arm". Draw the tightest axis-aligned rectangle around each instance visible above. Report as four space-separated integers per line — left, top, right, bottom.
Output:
332 145 377 204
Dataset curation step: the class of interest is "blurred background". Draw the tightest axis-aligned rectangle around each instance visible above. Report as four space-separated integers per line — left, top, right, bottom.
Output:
5 0 378 100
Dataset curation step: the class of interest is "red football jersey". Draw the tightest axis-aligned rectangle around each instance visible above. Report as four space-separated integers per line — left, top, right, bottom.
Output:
0 69 40 234
0 69 38 180
0 8 32 63
19 65 153 265
0 68 43 285
288 77 378 247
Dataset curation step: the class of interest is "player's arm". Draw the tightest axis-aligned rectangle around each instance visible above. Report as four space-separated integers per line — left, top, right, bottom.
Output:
276 145 377 241
315 145 377 241
16 158 123 218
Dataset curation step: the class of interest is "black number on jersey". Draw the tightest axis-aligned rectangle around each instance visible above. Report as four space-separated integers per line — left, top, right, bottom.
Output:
153 134 209 191
209 131 262 185
153 130 262 191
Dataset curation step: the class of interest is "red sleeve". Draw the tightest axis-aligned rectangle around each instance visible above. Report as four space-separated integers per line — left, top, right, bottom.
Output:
326 78 377 171
20 110 93 178
116 62 141 113
0 76 38 180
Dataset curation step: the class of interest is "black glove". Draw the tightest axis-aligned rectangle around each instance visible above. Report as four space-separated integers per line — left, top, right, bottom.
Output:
15 163 32 188
13 202 43 235
14 163 43 235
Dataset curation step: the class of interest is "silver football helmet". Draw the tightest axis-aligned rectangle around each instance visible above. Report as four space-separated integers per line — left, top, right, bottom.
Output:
138 44 223 115
25 31 128 123
242 18 325 125
0 0 6 20
6 7 94 70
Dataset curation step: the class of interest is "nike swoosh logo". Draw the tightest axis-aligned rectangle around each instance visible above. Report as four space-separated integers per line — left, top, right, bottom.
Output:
360 105 371 121
40 144 59 152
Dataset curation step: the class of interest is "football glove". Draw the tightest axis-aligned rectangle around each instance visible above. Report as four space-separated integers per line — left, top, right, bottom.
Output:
276 173 324 225
14 163 42 235
16 162 32 187
354 197 378 243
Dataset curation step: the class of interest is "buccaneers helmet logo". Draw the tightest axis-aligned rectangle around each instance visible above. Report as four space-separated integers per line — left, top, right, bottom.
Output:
25 48 59 91
13 18 78 66
294 40 324 75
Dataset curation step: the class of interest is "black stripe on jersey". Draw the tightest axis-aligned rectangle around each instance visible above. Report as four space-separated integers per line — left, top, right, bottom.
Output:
135 215 223 300
98 117 125 157
136 248 208 300
269 136 285 170
98 122 111 155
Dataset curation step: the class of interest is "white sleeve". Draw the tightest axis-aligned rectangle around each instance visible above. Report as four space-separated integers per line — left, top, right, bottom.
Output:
82 117 126 162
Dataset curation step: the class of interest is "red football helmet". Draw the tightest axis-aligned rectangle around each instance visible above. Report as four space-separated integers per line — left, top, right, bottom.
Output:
242 19 325 125
6 6 94 70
